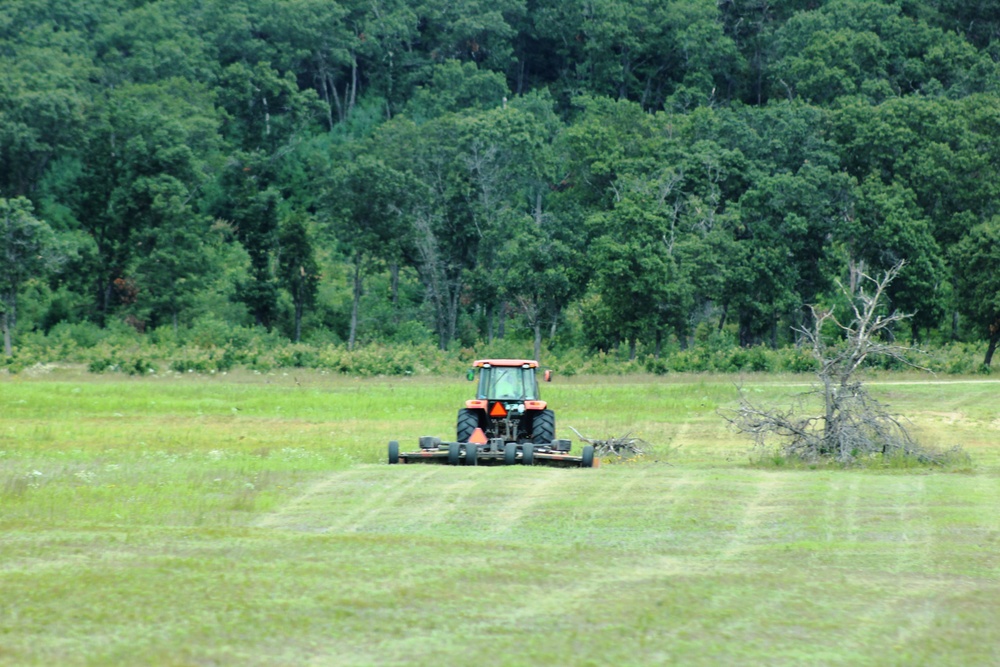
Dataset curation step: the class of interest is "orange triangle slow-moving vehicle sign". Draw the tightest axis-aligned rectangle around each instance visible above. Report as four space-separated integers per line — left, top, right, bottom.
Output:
468 427 488 444
489 402 507 418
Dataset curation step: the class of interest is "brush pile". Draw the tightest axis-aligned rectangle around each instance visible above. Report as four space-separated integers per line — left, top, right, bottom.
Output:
568 426 647 457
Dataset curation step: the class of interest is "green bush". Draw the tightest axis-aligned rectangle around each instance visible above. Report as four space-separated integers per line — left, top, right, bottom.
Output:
6 320 1000 378
88 357 117 374
773 346 817 373
44 321 106 350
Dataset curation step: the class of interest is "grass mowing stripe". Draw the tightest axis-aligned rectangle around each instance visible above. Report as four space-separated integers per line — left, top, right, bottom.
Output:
255 466 440 532
715 470 783 562
483 467 575 539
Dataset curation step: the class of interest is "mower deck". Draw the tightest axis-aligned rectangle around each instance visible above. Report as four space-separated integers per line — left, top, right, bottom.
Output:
388 437 598 468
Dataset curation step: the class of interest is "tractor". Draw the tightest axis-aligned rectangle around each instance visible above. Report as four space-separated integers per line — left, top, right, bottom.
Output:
457 359 556 445
388 359 596 467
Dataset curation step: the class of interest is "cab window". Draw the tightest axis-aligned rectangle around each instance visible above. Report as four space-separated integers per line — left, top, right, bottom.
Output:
476 367 538 400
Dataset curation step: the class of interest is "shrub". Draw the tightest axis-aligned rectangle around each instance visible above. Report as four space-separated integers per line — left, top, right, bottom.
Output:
88 357 117 374
46 321 106 349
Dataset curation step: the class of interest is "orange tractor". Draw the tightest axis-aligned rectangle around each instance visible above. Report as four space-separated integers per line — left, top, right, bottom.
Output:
388 359 597 467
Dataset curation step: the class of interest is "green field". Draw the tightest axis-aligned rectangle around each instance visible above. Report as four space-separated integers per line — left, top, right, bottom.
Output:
2 368 999 666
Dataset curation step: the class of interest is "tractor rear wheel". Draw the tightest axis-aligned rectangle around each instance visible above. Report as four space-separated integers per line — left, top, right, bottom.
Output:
504 442 517 466
448 442 460 465
532 409 555 444
388 440 399 464
522 444 535 466
456 408 480 442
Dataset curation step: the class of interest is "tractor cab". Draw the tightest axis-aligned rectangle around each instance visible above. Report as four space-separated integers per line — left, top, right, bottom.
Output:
475 363 539 400
460 359 555 444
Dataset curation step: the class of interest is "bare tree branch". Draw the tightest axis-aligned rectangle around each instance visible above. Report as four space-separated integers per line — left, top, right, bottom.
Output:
724 261 953 465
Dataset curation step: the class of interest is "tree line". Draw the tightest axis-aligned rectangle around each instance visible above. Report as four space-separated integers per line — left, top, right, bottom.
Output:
4 0 1000 366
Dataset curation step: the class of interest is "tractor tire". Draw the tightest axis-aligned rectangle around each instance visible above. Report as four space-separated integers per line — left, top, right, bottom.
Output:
522 444 535 466
448 442 461 466
465 444 479 466
388 440 399 464
581 444 595 468
504 442 517 466
457 408 480 443
532 409 556 444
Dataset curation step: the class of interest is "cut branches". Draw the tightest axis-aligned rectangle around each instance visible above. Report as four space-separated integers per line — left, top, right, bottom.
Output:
568 426 648 457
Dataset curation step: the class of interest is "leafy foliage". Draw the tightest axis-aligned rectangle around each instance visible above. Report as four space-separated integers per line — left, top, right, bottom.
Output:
1 0 999 369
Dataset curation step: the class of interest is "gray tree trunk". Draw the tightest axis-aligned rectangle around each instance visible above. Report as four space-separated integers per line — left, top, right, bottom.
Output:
349 257 363 351
294 296 303 343
2 310 11 357
533 320 542 363
984 328 1000 368
498 301 507 339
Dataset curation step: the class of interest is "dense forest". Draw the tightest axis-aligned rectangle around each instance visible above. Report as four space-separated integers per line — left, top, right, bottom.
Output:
4 0 1000 370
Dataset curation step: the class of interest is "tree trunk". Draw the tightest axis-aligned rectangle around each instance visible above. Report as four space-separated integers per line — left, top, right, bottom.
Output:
984 329 1000 368
821 374 837 455
2 310 11 357
445 276 461 350
385 49 395 119
100 278 112 326
619 48 631 100
7 290 16 331
738 311 753 347
533 319 542 363
390 262 399 307
348 56 358 115
294 281 303 343
629 336 637 361
330 74 345 123
319 69 335 130
497 301 507 339
349 256 363 351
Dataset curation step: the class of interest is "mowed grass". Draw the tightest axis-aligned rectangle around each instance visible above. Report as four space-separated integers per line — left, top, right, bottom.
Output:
1 368 1000 666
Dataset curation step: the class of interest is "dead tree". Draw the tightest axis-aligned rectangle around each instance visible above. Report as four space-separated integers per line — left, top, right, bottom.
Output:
726 261 948 464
